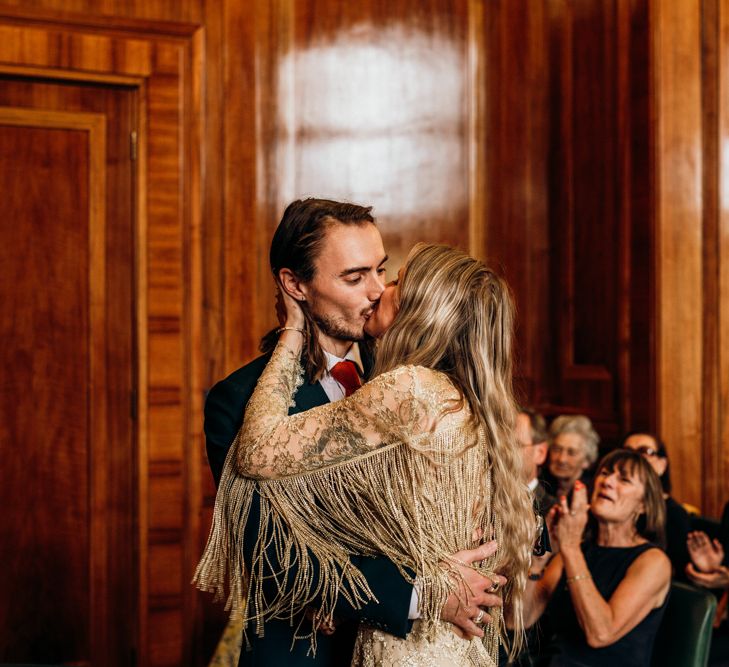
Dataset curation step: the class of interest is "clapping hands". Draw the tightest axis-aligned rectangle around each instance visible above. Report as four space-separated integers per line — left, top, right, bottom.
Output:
686 530 729 590
545 480 590 555
687 531 724 572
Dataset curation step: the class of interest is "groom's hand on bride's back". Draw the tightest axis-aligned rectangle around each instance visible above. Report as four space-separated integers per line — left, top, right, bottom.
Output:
440 540 507 640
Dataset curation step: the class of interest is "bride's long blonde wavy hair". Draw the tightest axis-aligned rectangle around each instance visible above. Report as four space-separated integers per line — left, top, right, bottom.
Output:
372 243 535 653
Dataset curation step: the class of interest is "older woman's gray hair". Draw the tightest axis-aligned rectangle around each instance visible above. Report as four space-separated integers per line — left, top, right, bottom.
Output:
549 415 600 465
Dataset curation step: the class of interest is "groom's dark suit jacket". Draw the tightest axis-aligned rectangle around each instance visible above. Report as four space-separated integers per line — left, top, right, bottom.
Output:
205 350 413 666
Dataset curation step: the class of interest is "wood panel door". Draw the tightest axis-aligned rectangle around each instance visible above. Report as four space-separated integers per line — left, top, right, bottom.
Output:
0 76 136 666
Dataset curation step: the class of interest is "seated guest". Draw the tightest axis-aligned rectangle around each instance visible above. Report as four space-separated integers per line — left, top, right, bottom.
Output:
622 431 691 578
686 501 729 666
522 449 671 667
542 415 599 498
517 407 556 516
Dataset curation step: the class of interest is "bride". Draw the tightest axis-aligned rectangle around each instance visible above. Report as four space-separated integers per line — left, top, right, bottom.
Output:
196 243 537 666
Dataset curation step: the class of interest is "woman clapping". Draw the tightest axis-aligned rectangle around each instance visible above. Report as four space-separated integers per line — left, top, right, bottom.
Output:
521 449 670 667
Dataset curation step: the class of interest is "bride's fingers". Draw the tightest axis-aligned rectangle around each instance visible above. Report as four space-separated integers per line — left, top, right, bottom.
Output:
319 623 336 636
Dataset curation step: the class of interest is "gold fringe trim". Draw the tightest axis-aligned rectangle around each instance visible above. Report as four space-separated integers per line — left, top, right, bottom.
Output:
194 425 501 660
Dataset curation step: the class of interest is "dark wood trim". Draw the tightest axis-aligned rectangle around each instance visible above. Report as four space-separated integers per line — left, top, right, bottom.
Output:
0 3 200 36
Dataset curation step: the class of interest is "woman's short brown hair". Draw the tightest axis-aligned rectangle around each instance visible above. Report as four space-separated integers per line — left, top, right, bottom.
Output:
595 449 666 547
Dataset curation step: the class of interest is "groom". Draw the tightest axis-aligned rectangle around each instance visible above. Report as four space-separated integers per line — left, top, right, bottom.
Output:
205 198 504 666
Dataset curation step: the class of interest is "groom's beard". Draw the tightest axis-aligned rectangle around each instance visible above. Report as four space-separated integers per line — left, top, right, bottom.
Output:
308 308 373 343
311 313 364 342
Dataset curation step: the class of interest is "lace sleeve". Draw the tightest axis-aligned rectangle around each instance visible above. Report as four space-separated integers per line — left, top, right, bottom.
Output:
235 341 448 479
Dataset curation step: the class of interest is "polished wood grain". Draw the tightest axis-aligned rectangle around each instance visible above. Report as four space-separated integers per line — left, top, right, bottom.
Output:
0 13 203 665
226 0 475 371
482 0 654 448
707 0 729 514
701 0 721 515
0 94 130 665
719 0 729 515
621 0 653 435
483 0 551 405
652 0 704 508
0 0 203 24
0 118 92 664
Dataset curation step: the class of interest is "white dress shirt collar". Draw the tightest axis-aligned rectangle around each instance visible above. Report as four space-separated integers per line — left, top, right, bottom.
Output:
319 344 363 402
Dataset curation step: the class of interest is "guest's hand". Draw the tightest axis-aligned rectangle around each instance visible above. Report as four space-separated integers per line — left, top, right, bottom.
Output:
440 540 507 640
686 563 729 590
555 481 589 552
687 530 725 572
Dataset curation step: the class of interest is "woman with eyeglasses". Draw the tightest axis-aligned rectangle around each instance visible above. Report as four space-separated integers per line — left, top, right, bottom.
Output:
621 431 691 579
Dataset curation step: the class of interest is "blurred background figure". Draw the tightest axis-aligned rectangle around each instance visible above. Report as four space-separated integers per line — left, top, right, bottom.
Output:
686 500 729 666
517 407 556 517
502 408 555 667
543 415 599 499
622 431 691 579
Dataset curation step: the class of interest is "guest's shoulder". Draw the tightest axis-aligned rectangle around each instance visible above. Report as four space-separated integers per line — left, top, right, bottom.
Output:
634 543 672 572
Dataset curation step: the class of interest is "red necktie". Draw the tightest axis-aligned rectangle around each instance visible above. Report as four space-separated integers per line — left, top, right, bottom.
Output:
330 360 362 397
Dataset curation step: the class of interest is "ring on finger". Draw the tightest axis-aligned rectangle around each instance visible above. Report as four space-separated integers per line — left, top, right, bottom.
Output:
487 579 500 594
475 609 485 625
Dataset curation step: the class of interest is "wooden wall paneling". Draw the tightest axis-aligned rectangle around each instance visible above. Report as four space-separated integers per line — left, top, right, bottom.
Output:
222 0 282 373
617 0 634 432
0 13 203 665
280 0 471 279
219 0 483 369
144 38 185 666
624 0 653 433
714 0 729 513
194 0 241 660
652 0 704 508
521 0 550 408
183 24 204 665
482 0 655 450
0 1 203 25
701 0 722 516
0 107 101 664
551 0 619 439
467 0 486 261
482 0 551 406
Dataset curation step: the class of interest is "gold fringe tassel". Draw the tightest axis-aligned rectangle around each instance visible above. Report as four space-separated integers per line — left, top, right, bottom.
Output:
194 426 501 661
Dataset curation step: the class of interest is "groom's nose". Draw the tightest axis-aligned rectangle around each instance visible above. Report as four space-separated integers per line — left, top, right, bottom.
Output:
367 272 385 302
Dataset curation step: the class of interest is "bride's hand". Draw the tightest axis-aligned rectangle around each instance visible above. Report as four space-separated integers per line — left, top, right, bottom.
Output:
277 282 306 330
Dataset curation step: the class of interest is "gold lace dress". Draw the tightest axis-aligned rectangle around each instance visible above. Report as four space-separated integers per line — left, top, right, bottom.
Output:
195 343 501 666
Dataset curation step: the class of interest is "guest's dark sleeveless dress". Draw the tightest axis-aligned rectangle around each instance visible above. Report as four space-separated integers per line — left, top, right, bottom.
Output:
545 542 668 667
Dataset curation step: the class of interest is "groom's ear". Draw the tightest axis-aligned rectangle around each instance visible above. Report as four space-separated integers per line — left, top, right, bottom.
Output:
278 268 308 302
